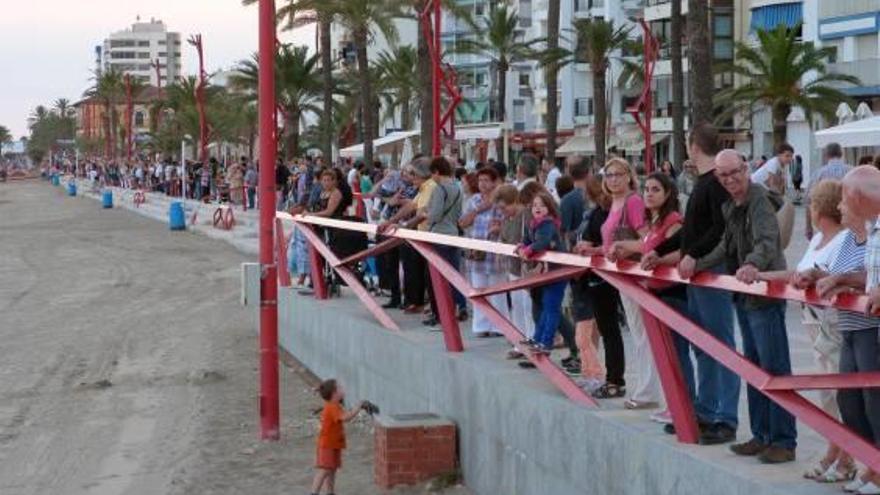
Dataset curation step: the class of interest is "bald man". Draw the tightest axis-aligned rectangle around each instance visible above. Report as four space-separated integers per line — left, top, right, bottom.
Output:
698 149 797 464
815 166 880 487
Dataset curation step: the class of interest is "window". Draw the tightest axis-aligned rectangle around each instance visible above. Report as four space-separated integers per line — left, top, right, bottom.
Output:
109 40 135 48
134 112 145 126
138 41 150 47
475 2 485 16
518 73 530 87
826 45 838 64
110 51 137 59
137 52 150 59
575 97 593 116
513 100 525 122
159 40 166 45
158 52 167 57
476 72 487 86
713 14 733 60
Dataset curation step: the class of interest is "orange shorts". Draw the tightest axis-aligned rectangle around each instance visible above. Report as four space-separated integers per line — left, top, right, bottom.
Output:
316 448 342 470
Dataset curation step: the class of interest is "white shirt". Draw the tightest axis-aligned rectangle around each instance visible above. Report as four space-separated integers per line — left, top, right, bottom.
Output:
347 168 358 188
796 229 847 272
751 156 782 188
545 167 562 199
154 163 164 178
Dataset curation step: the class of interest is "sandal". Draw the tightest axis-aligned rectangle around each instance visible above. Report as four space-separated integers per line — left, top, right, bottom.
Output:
819 463 857 483
592 382 626 399
804 460 833 480
624 399 659 410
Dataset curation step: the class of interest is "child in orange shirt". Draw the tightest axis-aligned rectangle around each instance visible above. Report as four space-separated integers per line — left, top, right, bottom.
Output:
310 379 365 495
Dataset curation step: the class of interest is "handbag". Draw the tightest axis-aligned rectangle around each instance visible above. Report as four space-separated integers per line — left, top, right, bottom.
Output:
612 195 641 261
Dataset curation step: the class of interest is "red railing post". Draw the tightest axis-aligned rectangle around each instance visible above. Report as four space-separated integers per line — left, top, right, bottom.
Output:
427 263 464 352
257 0 280 441
308 241 329 300
641 309 699 444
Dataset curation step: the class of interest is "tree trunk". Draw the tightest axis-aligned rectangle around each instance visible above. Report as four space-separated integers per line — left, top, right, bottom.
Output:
355 28 374 166
670 0 686 167
291 110 301 159
401 97 411 132
772 104 789 150
320 15 334 163
418 3 433 155
593 64 607 168
687 0 713 126
544 0 560 162
498 62 507 123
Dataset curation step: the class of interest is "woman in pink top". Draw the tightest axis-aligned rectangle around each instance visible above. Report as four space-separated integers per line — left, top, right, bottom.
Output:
613 172 686 422
600 158 659 410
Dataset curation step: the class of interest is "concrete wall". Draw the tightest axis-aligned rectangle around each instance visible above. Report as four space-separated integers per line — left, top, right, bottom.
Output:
264 288 819 495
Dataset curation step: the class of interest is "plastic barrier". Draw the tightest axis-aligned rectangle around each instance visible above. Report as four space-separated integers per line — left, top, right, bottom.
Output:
168 202 186 231
102 190 113 209
277 212 880 473
66 181 77 197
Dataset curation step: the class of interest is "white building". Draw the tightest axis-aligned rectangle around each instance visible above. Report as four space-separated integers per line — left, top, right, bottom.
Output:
98 18 182 86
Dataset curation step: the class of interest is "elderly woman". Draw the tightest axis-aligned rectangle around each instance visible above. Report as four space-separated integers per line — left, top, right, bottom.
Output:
459 167 507 337
760 180 854 480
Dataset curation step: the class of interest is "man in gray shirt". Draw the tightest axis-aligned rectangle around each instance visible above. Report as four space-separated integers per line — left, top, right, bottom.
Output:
423 156 467 325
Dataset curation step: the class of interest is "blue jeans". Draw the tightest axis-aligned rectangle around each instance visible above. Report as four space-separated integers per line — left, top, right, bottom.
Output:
247 187 256 209
735 301 797 449
533 281 567 348
685 264 740 428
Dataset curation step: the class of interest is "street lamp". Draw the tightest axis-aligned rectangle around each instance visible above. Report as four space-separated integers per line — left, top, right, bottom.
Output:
182 135 192 200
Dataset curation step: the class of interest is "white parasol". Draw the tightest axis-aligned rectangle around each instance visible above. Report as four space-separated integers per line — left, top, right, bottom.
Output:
836 102 855 125
400 137 414 168
855 101 874 121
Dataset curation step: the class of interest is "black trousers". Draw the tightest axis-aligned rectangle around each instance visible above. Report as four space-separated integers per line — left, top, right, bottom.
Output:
589 281 625 387
401 244 426 306
379 244 401 304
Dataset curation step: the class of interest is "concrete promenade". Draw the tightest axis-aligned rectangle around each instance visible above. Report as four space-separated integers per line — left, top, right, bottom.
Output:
67 177 858 494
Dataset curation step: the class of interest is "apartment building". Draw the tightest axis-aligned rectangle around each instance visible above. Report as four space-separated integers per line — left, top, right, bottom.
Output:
816 0 880 111
98 18 182 86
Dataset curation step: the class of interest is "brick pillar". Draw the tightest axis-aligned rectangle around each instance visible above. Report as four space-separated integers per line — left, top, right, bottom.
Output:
374 413 457 489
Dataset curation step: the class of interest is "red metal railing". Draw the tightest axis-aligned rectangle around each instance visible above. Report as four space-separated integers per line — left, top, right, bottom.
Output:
275 213 880 472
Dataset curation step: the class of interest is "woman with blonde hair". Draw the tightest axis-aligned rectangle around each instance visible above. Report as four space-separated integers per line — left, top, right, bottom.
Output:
599 157 661 409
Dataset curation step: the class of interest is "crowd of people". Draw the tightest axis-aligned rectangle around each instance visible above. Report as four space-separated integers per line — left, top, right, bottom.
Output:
47 125 880 491
281 123 880 492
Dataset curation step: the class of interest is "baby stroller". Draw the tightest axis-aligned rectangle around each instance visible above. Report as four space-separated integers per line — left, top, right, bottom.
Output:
323 215 374 297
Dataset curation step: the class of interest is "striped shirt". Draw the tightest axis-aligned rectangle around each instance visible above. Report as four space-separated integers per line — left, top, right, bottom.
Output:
829 230 880 331
866 219 880 292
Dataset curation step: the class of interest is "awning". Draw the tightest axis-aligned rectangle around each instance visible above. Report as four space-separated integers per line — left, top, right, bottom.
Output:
815 115 880 148
750 2 802 32
453 124 502 141
339 130 420 158
556 135 596 156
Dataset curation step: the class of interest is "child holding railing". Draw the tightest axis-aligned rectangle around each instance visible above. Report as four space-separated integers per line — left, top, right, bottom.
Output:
516 190 566 356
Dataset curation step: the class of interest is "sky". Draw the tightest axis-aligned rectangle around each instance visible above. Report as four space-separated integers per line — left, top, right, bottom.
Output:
0 0 314 140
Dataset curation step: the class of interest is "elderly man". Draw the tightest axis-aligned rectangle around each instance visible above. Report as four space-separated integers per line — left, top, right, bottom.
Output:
515 153 540 191
698 149 797 464
816 165 880 491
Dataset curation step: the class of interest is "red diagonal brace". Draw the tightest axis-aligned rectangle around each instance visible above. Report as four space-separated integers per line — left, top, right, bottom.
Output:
275 218 292 287
295 221 399 331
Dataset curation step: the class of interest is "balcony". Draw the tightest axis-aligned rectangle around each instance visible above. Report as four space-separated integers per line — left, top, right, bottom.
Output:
573 0 604 18
827 58 880 90
654 57 689 76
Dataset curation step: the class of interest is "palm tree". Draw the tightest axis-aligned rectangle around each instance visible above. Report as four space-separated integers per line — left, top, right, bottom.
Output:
376 46 420 131
571 18 631 167
544 0 560 162
231 44 323 159
0 125 12 155
455 2 539 123
242 0 338 161
332 0 406 166
687 0 713 125
717 24 859 148
84 69 125 158
670 0 686 166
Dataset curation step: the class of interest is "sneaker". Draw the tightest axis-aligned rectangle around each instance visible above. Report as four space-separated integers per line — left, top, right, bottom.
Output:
457 308 469 321
422 316 439 327
530 344 551 356
757 446 796 464
729 438 768 456
564 361 581 376
699 423 736 445
649 409 672 424
663 419 711 436
561 354 578 367
845 478 866 493
857 482 880 495
519 338 536 346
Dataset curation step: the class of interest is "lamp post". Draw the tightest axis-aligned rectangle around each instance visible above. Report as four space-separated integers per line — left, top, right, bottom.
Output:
258 0 280 440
